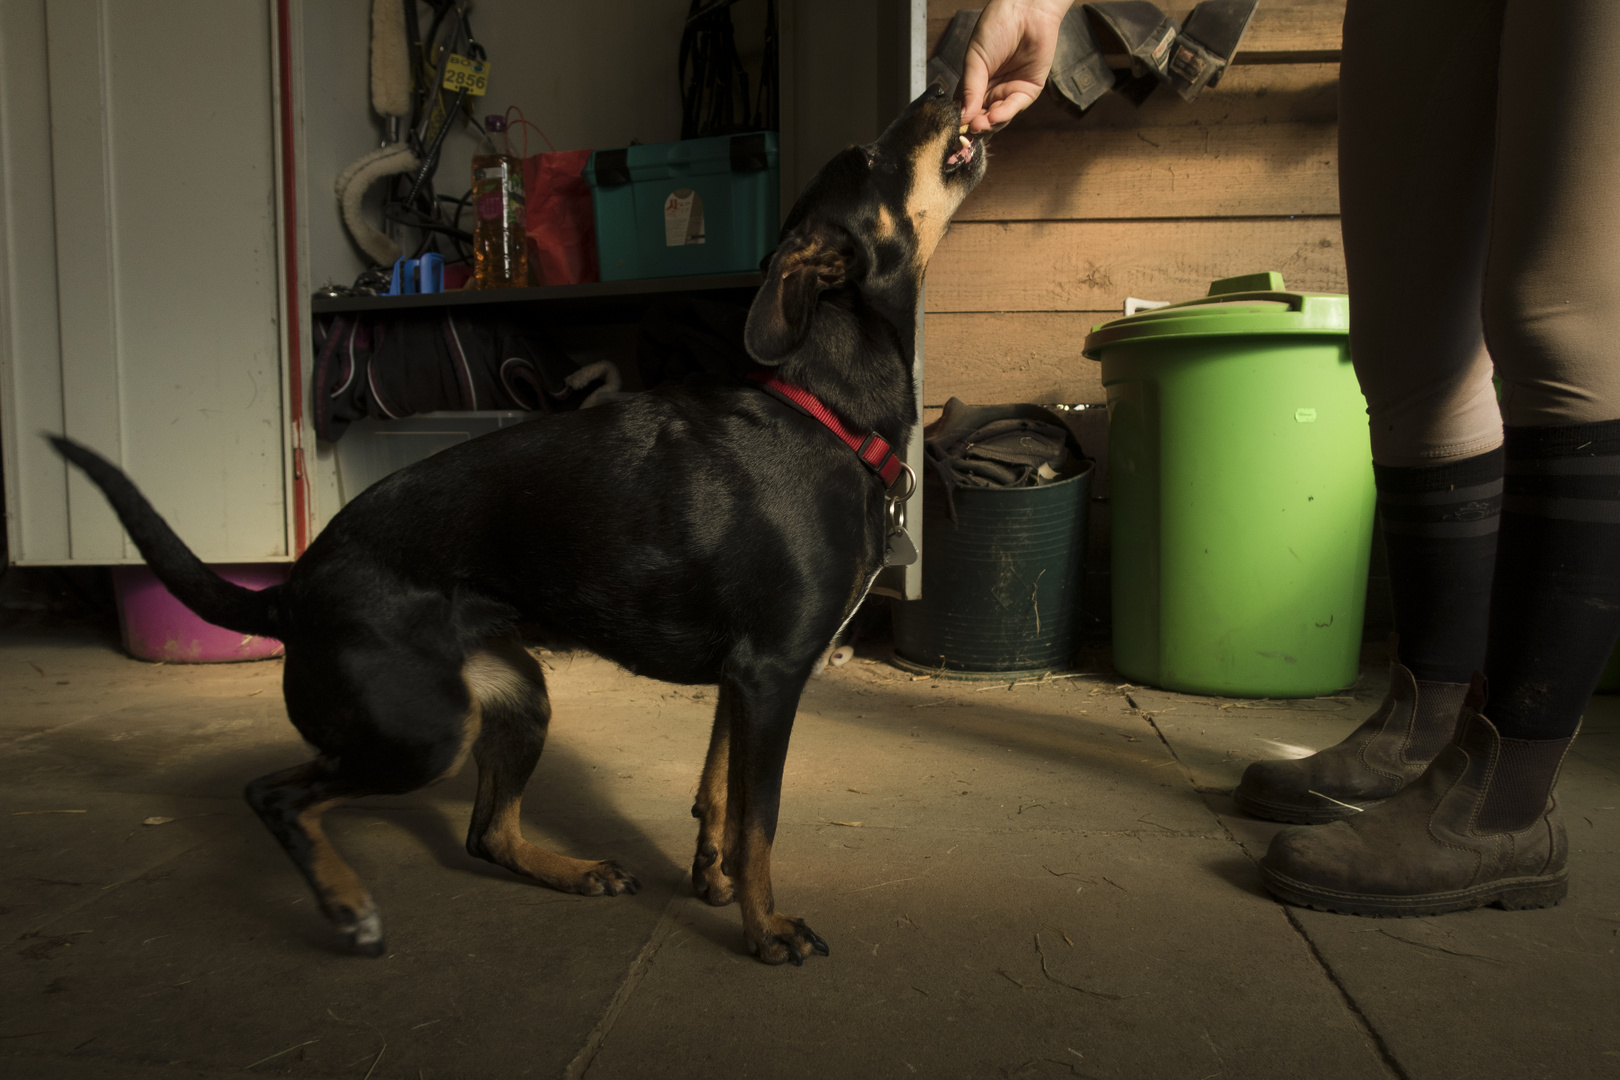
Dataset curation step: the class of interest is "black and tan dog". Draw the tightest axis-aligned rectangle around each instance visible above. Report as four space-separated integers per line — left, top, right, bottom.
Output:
50 85 988 965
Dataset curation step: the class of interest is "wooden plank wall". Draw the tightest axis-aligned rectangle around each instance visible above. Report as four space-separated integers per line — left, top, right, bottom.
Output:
922 0 1347 409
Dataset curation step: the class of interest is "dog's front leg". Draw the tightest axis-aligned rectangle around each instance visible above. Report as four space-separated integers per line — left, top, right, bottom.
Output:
717 660 830 965
691 707 736 905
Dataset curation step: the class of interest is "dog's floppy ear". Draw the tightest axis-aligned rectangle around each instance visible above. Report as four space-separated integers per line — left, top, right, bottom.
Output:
745 227 849 365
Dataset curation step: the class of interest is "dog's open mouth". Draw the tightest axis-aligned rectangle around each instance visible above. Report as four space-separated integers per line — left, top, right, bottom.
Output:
944 126 983 173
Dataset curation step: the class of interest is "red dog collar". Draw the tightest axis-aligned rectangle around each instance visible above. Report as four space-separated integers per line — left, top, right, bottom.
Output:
747 370 908 491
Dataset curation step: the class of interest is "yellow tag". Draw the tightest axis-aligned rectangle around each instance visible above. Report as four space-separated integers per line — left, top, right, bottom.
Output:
442 54 489 96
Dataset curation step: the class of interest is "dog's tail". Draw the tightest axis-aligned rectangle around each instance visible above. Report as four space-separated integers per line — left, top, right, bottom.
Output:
47 435 286 641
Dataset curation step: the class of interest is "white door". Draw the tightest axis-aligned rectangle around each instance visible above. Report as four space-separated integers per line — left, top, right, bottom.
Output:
0 0 293 565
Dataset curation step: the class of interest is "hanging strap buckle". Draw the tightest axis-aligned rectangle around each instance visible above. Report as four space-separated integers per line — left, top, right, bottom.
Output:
886 461 916 533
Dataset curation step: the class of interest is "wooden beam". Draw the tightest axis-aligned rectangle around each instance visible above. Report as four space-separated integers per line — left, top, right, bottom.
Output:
925 217 1347 312
927 0 1346 62
959 121 1339 221
924 312 1109 406
1219 0 1347 62
1011 62 1338 130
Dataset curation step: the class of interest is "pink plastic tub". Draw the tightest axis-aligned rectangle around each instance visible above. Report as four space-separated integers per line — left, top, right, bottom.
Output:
111 563 288 663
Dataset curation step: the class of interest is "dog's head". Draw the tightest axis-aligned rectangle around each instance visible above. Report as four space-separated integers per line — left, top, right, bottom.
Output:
745 84 988 365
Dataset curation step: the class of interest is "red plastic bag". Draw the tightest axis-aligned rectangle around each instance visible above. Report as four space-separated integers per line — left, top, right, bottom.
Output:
522 149 598 286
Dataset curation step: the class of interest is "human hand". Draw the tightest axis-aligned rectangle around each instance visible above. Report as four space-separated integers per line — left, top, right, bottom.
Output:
960 0 1073 133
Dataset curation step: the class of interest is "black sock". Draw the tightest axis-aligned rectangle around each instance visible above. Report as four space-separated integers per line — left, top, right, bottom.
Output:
1484 420 1620 740
1374 449 1502 683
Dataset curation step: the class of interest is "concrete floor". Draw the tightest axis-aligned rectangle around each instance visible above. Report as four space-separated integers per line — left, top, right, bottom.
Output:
1 628 1616 1080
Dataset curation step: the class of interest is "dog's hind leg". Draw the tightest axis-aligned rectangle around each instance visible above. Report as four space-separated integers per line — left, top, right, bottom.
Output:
717 651 830 965
691 708 736 905
244 760 386 956
463 639 640 896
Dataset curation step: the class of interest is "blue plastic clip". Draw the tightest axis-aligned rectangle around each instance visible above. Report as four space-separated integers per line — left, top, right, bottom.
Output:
387 253 444 296
417 253 443 293
388 257 414 295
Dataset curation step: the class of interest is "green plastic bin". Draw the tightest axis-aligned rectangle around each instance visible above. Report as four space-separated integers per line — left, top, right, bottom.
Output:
1082 272 1374 697
584 132 778 282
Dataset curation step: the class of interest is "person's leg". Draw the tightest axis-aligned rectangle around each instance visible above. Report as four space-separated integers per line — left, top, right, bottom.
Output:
1262 0 1620 913
1236 0 1504 824
1478 0 1620 744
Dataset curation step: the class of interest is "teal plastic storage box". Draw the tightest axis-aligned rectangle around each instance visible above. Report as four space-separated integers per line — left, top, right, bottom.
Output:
584 132 779 281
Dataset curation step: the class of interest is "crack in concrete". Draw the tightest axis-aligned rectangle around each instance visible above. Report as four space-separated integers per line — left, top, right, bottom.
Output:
1365 928 1506 965
564 883 685 1080
1281 907 1412 1080
1139 712 1190 773
13 842 211 940
1157 712 1408 1080
1033 933 1137 1001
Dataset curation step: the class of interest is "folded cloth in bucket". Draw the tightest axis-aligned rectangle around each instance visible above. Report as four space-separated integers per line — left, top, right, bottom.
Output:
923 398 1088 521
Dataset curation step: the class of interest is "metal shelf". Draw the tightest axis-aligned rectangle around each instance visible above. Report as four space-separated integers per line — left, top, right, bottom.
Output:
310 271 762 323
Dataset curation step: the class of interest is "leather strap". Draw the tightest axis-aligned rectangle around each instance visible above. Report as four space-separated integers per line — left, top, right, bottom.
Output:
747 369 906 490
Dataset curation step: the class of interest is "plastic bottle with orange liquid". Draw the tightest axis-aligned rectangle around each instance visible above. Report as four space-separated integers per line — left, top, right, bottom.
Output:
471 116 528 289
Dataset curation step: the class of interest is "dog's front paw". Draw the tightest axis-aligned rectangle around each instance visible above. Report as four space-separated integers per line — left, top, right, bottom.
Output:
745 914 829 966
330 902 386 957
691 844 735 906
577 861 640 897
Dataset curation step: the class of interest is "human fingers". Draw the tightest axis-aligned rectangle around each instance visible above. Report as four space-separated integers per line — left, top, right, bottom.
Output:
959 0 1028 123
961 48 991 127
960 0 1068 128
983 89 1038 128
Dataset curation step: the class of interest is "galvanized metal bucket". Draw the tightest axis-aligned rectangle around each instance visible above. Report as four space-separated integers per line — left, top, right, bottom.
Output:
892 460 1093 676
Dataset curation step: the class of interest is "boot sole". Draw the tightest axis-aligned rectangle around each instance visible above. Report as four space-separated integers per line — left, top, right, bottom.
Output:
1259 864 1569 917
1232 786 1387 826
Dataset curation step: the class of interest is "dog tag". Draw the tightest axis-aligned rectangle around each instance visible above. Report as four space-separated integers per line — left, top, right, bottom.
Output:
884 527 918 566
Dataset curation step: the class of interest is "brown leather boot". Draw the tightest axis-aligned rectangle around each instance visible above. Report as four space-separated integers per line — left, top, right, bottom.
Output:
1257 699 1574 917
1234 654 1468 824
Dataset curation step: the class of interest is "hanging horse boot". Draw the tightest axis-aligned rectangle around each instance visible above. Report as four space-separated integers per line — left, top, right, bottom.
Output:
1049 6 1114 115
926 9 982 99
1082 1 1180 104
1165 0 1260 101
